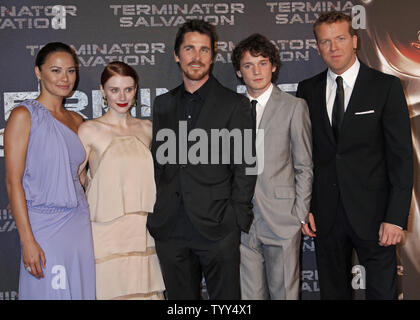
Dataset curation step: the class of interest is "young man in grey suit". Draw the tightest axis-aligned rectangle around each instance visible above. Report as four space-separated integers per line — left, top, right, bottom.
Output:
232 34 313 299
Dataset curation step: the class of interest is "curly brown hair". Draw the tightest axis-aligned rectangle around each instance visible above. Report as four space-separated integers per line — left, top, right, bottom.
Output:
232 33 280 83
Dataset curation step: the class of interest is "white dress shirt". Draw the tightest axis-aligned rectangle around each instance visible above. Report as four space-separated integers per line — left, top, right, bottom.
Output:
326 58 360 124
246 83 274 129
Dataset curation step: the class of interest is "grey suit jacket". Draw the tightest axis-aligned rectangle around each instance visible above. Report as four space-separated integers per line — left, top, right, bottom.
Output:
254 85 313 239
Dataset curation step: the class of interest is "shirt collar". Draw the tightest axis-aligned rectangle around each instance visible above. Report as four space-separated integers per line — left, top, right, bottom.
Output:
182 75 213 101
246 83 273 108
327 58 360 89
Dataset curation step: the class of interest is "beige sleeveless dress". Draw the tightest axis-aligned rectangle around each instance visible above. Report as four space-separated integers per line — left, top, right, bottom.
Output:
86 136 165 300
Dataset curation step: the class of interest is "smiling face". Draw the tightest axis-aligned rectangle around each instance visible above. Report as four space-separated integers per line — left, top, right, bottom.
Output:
100 75 137 114
35 51 77 98
236 50 276 98
174 31 213 87
315 20 358 75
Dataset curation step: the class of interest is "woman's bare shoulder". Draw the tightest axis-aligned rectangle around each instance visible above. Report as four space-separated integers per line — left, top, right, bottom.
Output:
134 118 152 130
9 105 31 120
78 118 110 139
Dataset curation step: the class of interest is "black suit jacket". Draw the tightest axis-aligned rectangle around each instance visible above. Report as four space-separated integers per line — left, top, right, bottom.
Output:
147 76 257 241
296 62 413 240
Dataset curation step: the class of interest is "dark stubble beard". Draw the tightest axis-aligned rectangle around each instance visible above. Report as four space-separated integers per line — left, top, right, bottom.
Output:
182 61 211 81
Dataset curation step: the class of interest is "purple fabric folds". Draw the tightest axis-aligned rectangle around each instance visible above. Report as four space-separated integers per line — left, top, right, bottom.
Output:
17 100 95 300
22 100 79 210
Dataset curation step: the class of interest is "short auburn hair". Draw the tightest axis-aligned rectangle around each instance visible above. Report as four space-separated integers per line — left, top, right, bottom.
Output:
101 61 139 88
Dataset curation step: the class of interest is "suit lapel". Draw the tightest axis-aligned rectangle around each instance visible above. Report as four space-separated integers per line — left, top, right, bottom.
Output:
341 63 370 134
172 86 183 130
317 72 336 146
259 86 279 132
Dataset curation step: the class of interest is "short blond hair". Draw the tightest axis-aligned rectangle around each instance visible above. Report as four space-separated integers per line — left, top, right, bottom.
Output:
313 11 357 41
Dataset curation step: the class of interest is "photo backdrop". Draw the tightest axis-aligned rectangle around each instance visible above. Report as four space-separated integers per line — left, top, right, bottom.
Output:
1 0 419 300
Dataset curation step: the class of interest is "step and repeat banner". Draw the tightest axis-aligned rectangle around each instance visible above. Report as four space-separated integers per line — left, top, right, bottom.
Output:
1 0 419 300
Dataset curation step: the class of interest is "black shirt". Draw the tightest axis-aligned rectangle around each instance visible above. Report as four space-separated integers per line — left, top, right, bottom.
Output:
172 76 213 238
179 75 212 132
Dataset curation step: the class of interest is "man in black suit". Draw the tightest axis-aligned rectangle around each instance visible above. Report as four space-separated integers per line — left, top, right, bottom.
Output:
297 11 413 299
147 19 257 299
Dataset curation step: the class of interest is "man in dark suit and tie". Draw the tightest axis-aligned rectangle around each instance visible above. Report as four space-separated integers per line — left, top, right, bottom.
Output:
296 11 413 299
147 19 257 299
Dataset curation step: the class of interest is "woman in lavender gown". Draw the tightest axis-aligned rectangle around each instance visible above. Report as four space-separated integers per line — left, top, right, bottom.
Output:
4 42 95 300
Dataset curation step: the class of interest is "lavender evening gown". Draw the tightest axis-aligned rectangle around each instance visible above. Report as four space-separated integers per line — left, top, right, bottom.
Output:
17 99 95 300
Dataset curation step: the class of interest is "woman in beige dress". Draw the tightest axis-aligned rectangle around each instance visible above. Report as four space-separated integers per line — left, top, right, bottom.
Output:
78 61 165 300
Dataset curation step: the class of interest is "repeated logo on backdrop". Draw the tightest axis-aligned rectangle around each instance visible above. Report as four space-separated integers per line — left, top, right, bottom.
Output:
0 208 15 233
0 5 76 29
110 3 246 27
26 42 167 67
301 236 319 294
265 1 354 24
0 291 18 300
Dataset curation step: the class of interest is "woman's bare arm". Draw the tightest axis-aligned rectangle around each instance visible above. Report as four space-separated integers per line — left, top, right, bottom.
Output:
5 106 46 279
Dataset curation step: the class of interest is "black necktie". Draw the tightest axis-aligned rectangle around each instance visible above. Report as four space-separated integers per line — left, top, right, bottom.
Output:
251 100 257 132
332 76 344 140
